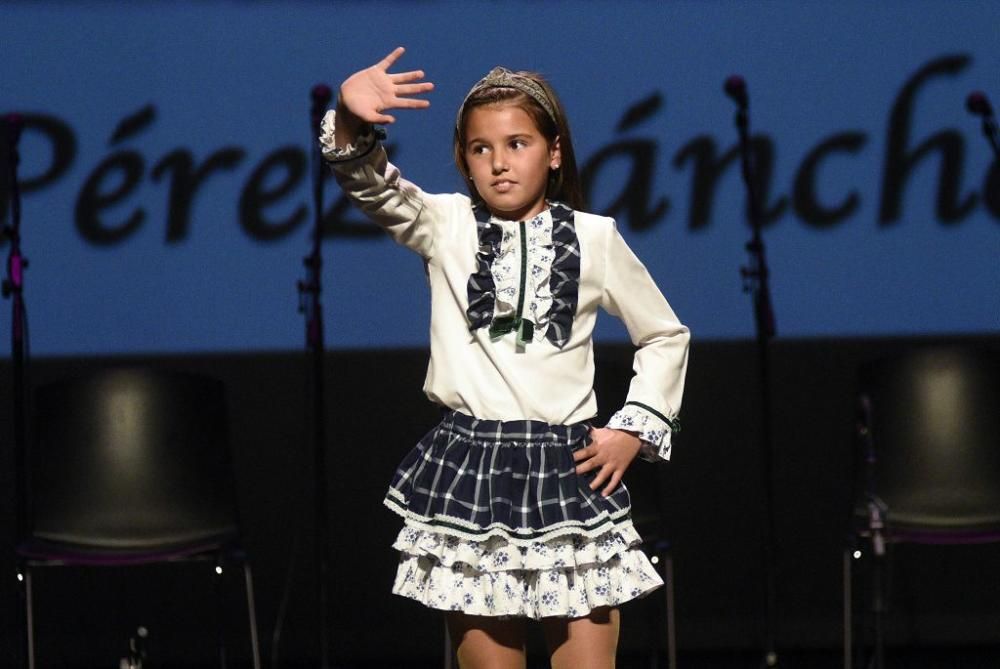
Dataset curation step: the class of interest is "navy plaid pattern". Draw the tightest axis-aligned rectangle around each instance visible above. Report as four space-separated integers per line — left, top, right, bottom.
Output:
384 411 633 543
465 202 580 349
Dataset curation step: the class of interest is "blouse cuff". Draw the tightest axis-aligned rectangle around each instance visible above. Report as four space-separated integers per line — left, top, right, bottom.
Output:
318 109 378 163
606 402 679 462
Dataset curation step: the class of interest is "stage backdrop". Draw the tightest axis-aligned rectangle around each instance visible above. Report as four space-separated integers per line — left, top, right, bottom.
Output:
1 0 998 356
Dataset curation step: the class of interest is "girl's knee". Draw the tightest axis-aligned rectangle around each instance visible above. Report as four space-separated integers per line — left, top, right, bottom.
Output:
447 613 527 669
542 607 620 669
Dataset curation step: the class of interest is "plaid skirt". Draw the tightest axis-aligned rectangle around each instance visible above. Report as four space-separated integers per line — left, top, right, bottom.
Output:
383 410 662 619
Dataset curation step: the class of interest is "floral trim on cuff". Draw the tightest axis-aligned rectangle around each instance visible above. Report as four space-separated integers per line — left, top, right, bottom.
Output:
606 402 679 462
318 109 379 162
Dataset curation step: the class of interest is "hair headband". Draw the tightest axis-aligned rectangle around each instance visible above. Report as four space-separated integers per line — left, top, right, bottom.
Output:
457 66 558 128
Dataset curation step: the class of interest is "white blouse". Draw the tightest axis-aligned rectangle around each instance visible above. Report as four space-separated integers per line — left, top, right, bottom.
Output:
320 111 689 461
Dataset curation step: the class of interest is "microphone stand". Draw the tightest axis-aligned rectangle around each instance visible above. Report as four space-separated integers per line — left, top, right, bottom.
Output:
298 84 333 669
726 78 779 669
2 113 29 669
856 395 887 669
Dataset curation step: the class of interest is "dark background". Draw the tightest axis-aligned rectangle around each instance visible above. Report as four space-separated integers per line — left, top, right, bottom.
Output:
3 334 1000 667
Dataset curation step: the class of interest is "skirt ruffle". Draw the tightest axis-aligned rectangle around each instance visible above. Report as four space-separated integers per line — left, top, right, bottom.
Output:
392 524 645 572
392 543 662 620
385 411 663 618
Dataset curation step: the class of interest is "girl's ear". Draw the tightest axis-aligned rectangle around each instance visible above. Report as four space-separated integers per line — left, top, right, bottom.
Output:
549 136 562 170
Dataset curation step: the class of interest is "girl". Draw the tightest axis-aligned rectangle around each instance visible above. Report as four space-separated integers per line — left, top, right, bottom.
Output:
321 47 689 669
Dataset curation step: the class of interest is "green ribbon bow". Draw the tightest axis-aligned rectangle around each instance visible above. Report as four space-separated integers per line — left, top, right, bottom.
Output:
489 316 535 344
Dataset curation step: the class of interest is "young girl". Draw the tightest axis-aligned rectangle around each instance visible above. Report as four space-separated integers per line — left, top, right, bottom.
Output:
321 47 689 669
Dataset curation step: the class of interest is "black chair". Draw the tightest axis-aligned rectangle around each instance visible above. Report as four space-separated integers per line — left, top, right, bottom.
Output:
843 346 1000 669
17 367 262 669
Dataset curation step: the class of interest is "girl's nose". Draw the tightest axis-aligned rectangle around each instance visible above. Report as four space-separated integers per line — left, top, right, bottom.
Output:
492 150 509 173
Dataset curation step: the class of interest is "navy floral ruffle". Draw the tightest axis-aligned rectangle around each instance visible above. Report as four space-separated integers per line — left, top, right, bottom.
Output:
465 205 502 335
465 202 580 349
544 202 581 349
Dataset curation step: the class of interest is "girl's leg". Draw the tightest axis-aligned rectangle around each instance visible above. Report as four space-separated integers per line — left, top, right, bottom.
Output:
541 606 620 669
446 612 528 669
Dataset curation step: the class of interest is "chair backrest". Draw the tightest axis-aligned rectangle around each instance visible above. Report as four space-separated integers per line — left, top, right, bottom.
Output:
26 367 241 558
857 346 1000 540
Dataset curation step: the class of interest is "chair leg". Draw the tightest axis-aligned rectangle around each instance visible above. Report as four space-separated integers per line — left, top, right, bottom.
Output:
25 567 35 669
664 552 677 669
843 547 852 669
243 562 262 669
870 540 886 669
215 562 228 669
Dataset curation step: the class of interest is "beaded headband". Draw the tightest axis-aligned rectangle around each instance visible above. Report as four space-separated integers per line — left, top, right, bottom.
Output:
457 66 558 128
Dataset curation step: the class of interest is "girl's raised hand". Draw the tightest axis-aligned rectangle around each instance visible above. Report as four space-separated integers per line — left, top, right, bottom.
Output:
573 427 642 497
339 46 434 125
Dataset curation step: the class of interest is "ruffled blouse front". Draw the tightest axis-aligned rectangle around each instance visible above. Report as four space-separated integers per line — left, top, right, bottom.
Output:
466 202 580 349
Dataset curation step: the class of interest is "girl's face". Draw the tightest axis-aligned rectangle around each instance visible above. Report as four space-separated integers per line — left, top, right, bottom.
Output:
463 103 561 222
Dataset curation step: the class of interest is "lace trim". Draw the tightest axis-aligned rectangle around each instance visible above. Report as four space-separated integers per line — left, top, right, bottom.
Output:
384 487 633 546
489 214 555 342
606 403 676 462
318 109 377 162
393 523 643 572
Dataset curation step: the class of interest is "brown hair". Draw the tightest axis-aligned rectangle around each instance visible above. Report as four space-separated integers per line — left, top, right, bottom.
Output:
453 71 585 211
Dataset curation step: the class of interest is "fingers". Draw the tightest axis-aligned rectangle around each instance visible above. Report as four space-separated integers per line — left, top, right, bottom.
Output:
575 435 627 497
588 463 620 497
394 82 434 96
390 69 429 84
387 99 430 112
601 471 623 497
377 46 406 70
365 96 427 124
391 81 434 109
575 447 616 496
587 463 609 490
393 77 434 109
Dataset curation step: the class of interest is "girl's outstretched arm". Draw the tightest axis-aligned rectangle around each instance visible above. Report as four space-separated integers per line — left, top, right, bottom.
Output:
320 47 442 259
335 46 434 149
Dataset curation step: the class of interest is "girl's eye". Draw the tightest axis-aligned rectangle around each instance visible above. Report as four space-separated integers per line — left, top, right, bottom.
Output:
471 145 489 155
510 139 526 149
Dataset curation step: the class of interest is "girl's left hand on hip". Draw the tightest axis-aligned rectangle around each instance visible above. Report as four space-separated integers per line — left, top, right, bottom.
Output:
574 427 642 497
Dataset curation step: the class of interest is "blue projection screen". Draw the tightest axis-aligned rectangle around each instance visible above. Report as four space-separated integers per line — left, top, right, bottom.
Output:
1 0 998 355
